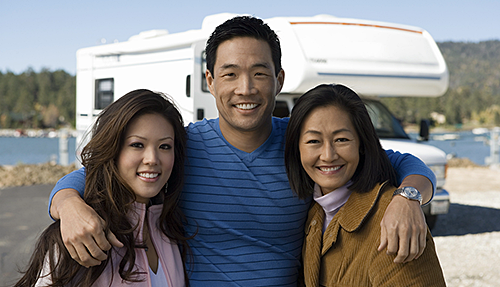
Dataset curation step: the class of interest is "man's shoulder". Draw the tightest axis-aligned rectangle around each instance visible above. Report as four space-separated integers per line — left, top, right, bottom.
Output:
271 117 289 138
186 118 217 134
273 116 289 125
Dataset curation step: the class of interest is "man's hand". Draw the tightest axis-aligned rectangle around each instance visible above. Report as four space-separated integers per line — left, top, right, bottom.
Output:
378 195 426 263
51 189 123 267
378 175 432 263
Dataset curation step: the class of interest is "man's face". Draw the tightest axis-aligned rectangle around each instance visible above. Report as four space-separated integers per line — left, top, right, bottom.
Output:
206 37 284 135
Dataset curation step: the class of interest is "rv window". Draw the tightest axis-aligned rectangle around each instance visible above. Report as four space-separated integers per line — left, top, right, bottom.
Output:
186 75 191 97
95 78 114 110
363 99 409 139
201 51 209 92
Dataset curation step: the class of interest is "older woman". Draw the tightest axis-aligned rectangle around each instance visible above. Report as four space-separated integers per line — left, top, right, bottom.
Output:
285 84 446 286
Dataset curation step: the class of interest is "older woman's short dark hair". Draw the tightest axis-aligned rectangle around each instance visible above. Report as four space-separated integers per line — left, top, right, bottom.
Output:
285 84 397 199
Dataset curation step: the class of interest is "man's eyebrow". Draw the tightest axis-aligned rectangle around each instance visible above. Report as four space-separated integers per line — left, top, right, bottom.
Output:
252 62 272 69
220 63 239 70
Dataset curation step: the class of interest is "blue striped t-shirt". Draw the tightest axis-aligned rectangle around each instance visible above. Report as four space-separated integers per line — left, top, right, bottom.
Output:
181 117 310 286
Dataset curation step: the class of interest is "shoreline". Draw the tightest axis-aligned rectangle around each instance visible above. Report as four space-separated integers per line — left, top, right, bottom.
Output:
0 162 77 188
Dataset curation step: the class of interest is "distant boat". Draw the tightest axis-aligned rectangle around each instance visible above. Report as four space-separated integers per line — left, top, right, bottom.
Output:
432 134 460 141
472 128 489 135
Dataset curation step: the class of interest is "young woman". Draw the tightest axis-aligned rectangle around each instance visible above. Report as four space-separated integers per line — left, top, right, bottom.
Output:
285 84 446 286
15 89 190 286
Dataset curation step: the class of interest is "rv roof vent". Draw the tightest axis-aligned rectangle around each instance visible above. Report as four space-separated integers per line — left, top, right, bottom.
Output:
312 14 337 20
202 13 243 32
129 29 169 41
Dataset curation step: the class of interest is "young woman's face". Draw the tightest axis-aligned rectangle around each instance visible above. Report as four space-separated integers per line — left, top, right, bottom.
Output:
299 105 360 195
117 113 175 204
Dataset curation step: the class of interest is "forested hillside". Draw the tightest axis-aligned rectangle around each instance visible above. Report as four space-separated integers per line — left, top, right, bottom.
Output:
0 68 75 128
0 40 499 129
381 40 500 128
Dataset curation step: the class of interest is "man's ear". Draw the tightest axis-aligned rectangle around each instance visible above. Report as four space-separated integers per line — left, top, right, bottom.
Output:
206 69 215 97
275 69 285 96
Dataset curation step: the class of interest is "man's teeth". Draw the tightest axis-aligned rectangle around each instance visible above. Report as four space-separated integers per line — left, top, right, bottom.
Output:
138 173 159 178
319 166 341 172
236 103 258 110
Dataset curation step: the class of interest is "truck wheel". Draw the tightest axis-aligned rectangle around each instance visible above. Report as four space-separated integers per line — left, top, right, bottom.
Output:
425 214 437 230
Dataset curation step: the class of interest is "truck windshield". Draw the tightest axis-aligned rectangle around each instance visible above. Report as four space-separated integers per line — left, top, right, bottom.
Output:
363 99 410 139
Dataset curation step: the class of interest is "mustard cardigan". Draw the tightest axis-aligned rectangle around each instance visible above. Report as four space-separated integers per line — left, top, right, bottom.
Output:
301 182 446 287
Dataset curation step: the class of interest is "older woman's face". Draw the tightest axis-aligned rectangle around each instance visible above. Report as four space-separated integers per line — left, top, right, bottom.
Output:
299 105 360 195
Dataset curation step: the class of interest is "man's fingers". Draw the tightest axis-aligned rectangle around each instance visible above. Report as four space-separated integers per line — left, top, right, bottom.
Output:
93 228 113 252
107 230 124 248
65 244 81 265
73 242 102 267
384 225 400 256
378 225 388 252
416 229 426 259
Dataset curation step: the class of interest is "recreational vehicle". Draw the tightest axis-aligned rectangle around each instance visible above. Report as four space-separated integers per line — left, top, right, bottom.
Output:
75 13 450 228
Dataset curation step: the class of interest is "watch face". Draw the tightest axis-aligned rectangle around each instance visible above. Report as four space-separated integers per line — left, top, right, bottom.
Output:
405 187 418 196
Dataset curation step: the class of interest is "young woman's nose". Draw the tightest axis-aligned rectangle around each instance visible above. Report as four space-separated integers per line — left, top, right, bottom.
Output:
143 147 159 165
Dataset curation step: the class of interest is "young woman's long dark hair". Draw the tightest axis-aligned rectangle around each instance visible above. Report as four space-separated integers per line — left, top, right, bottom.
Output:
285 84 398 199
15 89 192 286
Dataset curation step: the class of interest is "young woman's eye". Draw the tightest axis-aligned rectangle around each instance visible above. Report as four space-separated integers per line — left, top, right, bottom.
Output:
160 144 172 150
130 142 143 148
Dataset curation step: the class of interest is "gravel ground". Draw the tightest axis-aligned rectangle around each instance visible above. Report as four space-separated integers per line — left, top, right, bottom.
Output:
432 166 500 287
0 163 77 188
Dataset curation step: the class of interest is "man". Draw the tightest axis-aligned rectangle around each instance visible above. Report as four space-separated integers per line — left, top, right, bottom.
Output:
49 16 435 286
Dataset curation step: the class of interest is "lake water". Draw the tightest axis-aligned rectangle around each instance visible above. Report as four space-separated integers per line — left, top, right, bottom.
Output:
0 137 77 166
0 130 493 166
409 130 491 165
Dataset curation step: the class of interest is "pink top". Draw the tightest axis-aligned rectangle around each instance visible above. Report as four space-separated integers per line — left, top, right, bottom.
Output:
36 202 185 287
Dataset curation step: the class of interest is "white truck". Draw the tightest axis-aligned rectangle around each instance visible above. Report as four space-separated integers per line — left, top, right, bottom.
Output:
75 13 450 228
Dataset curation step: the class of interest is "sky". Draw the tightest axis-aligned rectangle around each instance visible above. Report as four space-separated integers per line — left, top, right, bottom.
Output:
1 0 499 75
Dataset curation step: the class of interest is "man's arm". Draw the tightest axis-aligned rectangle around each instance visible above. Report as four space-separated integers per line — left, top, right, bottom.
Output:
385 149 436 204
49 168 86 219
381 150 435 263
49 168 122 267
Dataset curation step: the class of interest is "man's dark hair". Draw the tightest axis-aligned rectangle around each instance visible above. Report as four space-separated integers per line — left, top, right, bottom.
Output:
205 16 282 76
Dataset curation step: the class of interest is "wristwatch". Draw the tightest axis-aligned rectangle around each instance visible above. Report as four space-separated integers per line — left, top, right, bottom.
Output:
393 186 422 205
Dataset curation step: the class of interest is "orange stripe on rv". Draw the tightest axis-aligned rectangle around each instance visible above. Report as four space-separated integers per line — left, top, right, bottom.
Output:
289 21 423 34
